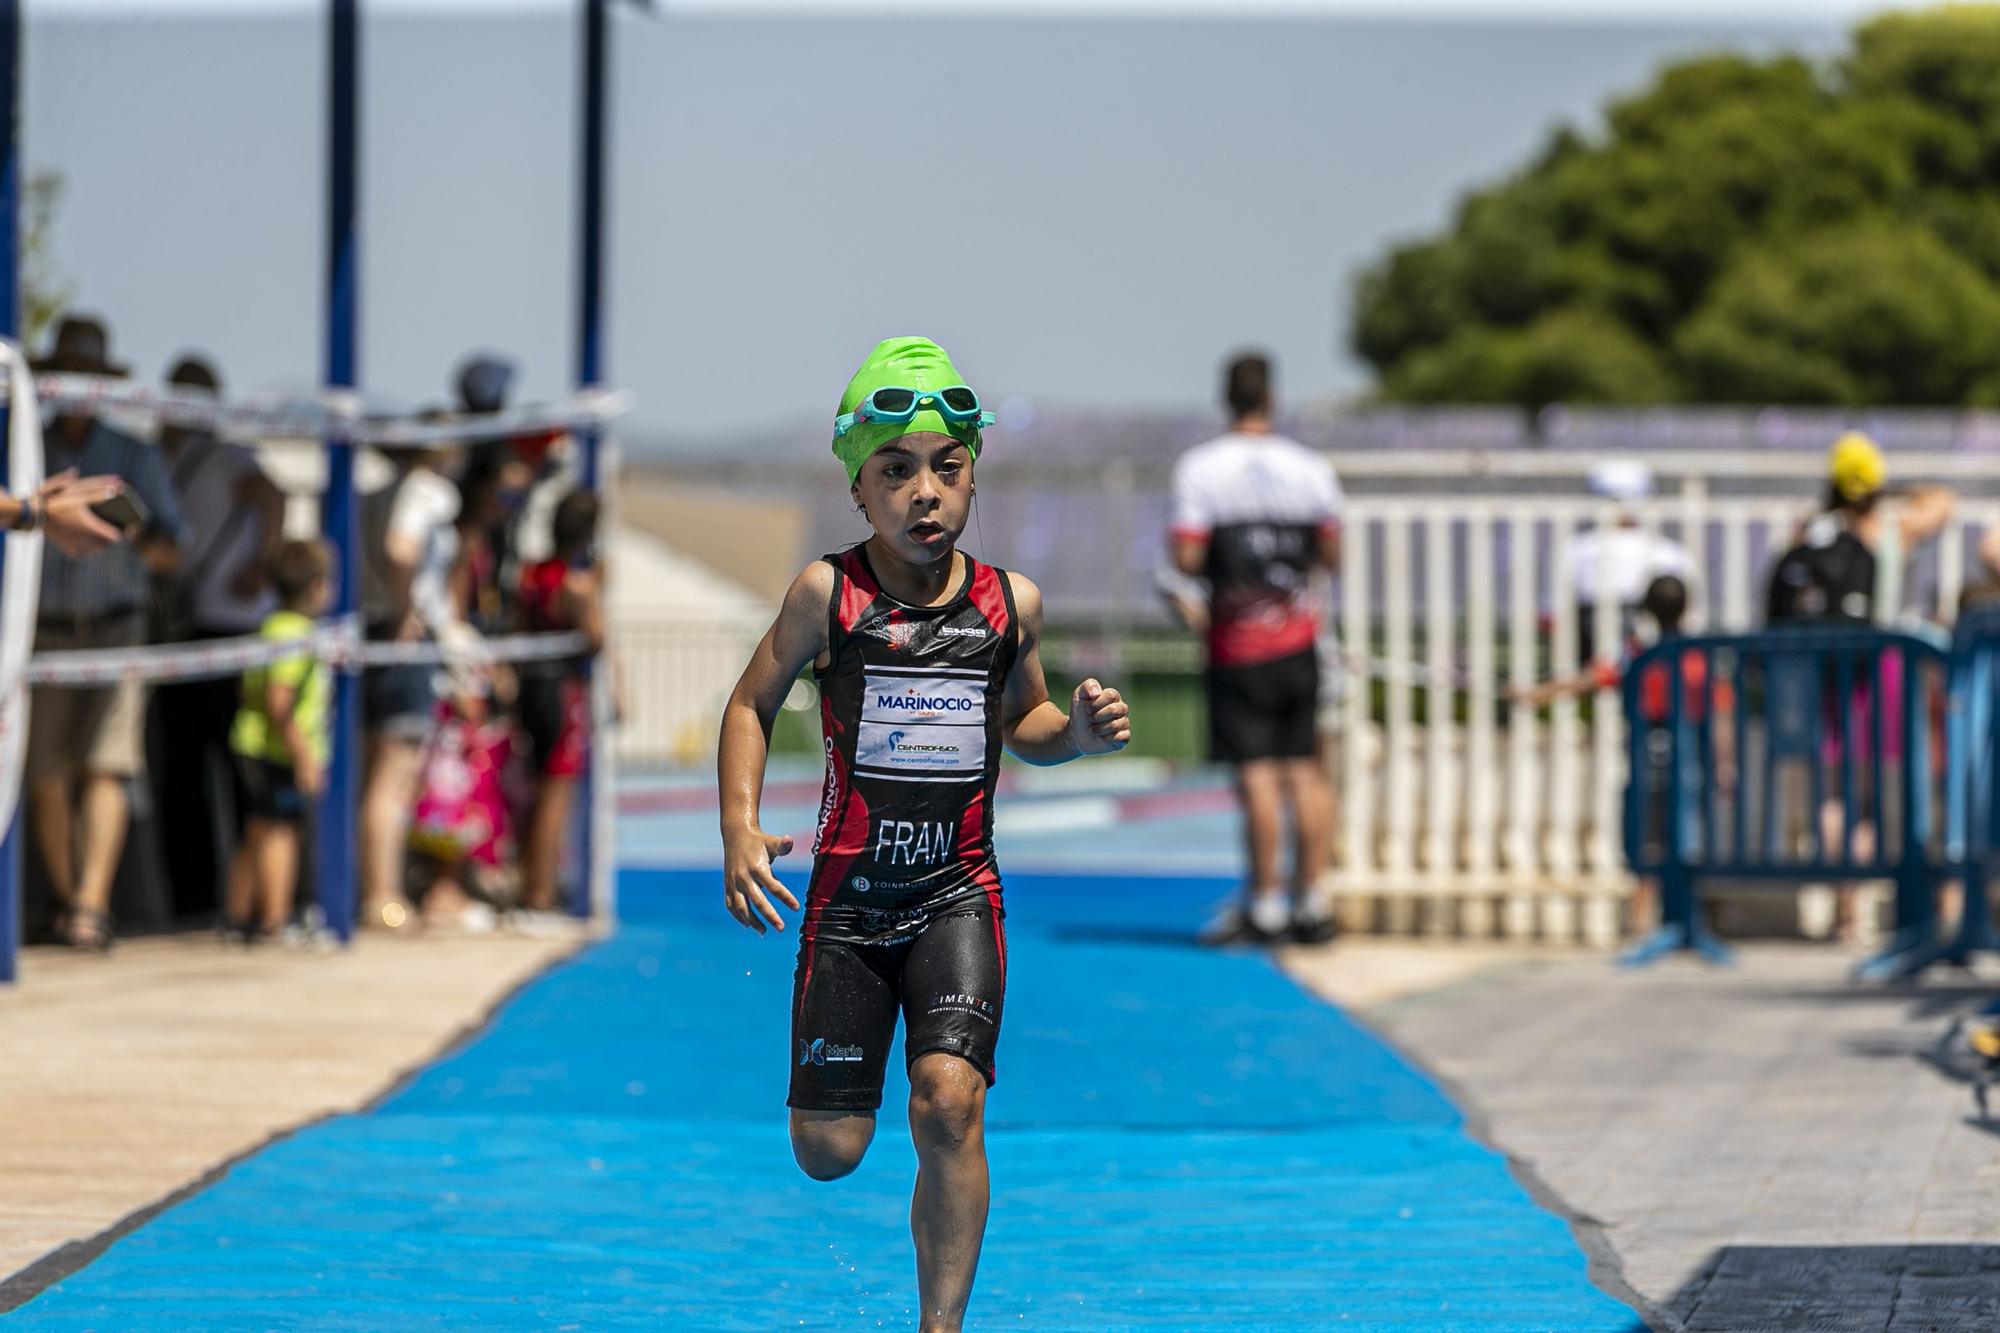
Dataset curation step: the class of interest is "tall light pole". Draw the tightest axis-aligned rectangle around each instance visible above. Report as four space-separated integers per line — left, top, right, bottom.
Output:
0 0 20 984
318 0 361 942
571 0 648 919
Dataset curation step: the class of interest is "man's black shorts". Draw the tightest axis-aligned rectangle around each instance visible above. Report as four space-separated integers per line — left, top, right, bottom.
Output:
788 908 1006 1112
1206 648 1319 763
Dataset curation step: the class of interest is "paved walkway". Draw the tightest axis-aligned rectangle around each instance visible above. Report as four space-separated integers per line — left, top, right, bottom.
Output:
3 870 1640 1331
1327 946 2000 1332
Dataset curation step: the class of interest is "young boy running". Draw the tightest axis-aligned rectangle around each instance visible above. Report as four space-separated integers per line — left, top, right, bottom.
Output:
719 337 1132 1333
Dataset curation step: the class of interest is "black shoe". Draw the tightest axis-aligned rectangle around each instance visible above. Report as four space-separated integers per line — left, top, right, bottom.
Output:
1290 911 1338 946
1198 905 1283 947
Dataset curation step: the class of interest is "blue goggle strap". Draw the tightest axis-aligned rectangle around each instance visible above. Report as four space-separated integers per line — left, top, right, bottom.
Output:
831 402 997 439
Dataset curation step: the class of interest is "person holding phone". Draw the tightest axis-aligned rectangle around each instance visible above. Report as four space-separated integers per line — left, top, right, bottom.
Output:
25 315 184 952
0 472 127 558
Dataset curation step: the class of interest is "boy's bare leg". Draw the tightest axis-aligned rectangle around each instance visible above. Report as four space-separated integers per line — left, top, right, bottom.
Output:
225 826 260 927
908 1052 989 1333
252 818 299 933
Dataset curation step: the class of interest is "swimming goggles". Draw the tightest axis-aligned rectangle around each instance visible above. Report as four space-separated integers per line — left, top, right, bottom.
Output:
832 385 997 439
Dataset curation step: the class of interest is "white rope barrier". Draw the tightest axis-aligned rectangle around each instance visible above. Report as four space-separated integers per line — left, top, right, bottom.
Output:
354 631 593 668
0 343 46 839
4 372 630 445
23 618 592 687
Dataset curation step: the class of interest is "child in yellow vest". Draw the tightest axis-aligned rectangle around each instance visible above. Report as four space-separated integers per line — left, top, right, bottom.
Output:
225 540 334 944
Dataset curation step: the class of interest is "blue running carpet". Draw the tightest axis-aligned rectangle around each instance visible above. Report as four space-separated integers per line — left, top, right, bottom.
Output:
4 869 1643 1331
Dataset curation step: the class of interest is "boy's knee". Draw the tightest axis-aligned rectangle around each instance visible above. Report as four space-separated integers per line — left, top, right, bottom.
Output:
908 1056 985 1153
789 1111 873 1182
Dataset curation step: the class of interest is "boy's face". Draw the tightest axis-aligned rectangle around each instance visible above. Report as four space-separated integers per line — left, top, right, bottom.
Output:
851 433 973 566
308 574 335 616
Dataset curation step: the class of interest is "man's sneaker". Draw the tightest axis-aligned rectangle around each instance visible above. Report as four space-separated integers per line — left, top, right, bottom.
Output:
1290 909 1338 946
1198 895 1289 947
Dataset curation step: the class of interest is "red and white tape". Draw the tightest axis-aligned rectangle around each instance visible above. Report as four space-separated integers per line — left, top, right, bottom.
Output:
24 618 592 688
7 372 630 445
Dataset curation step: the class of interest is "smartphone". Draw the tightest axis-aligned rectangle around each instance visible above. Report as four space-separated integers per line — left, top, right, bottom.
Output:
90 489 150 533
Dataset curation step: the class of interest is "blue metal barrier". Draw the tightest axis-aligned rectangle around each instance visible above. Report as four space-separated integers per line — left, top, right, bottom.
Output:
1620 627 1955 977
1934 608 2000 975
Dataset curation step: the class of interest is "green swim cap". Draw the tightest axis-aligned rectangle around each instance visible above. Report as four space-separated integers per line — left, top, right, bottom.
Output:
832 336 985 484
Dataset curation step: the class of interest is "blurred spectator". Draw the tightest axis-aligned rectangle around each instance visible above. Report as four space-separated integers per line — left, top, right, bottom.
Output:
26 315 184 951
456 352 513 419
453 352 575 605
1516 574 1730 934
149 354 286 921
407 672 515 931
449 454 509 635
224 540 334 944
0 475 125 559
1566 460 1693 656
357 430 462 930
1767 433 1953 626
1170 351 1341 946
515 490 605 915
1766 433 1954 941
400 455 515 933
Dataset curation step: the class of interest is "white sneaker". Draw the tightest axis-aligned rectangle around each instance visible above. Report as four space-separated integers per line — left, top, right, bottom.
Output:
506 908 589 939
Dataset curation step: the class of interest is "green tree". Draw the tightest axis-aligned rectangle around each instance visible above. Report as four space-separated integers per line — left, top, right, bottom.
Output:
1350 5 2000 408
23 171 73 349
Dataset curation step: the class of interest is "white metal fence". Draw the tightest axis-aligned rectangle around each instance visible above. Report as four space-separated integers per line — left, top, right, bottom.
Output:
1330 491 2000 931
613 617 766 768
611 456 2000 937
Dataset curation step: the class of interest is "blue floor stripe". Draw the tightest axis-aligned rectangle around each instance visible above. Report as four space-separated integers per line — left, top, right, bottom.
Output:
6 869 1640 1331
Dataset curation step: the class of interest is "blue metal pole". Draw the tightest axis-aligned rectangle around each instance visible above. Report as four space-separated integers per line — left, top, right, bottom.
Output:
578 0 607 433
317 0 360 942
570 0 607 919
0 0 20 984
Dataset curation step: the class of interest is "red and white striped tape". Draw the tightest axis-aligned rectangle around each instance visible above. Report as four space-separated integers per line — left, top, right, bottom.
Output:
8 372 630 445
24 618 592 687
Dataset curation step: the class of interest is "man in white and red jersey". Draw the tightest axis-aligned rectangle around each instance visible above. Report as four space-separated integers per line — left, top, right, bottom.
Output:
1169 352 1342 945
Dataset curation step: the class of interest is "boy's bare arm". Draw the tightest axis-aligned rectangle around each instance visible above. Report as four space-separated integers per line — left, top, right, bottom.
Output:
718 562 833 934
998 573 1131 765
265 679 323 793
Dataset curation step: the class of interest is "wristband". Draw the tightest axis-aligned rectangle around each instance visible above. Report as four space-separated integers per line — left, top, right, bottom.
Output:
9 495 38 533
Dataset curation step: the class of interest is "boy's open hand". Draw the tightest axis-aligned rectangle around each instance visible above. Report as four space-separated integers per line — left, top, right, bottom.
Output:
1068 679 1131 755
723 827 800 934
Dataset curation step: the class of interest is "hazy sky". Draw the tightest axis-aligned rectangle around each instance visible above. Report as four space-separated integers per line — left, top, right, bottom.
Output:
27 2 1849 449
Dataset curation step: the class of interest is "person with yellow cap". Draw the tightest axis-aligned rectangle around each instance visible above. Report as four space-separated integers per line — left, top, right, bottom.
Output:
1768 432 1954 628
716 337 1132 1332
1767 432 1955 941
